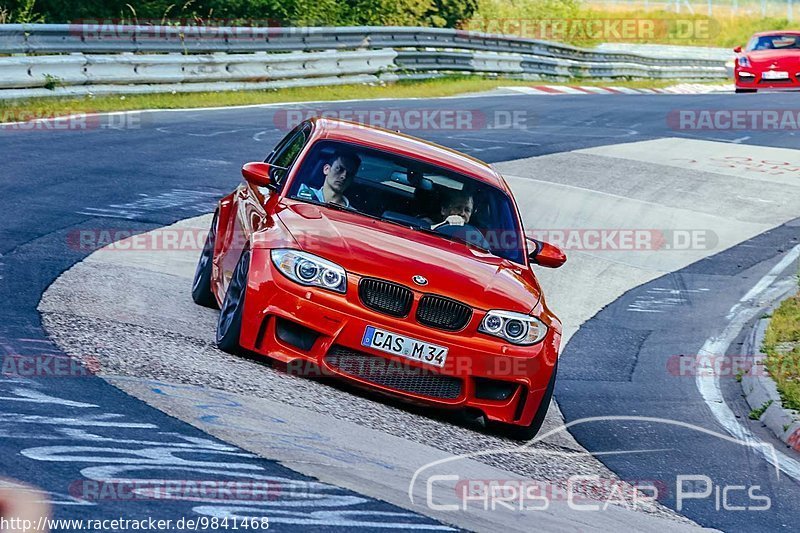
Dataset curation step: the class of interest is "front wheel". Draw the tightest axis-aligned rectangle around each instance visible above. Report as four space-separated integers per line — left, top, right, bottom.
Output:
192 211 219 309
216 249 250 354
491 360 558 441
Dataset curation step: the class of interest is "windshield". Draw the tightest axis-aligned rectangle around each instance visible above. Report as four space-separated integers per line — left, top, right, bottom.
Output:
747 34 800 51
286 140 525 264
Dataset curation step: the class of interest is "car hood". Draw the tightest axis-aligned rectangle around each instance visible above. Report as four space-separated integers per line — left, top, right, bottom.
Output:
746 49 800 67
276 202 540 313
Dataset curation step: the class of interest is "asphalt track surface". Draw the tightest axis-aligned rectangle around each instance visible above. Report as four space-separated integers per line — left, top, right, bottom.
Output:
2 91 800 531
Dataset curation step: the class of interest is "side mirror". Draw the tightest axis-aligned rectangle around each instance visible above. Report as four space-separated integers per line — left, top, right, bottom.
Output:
733 45 742 53
242 162 273 188
527 238 567 269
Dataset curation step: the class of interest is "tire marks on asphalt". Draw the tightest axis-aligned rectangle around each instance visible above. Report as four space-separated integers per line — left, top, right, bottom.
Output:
0 368 451 530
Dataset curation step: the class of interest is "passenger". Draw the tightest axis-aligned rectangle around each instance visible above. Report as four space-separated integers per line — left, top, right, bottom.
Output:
298 150 361 207
432 190 474 229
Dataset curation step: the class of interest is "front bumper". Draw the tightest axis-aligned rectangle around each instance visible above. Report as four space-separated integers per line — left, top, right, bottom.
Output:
736 69 800 89
239 248 561 427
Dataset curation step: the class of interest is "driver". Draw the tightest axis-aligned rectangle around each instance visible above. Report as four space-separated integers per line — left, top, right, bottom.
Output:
298 150 361 207
432 190 474 229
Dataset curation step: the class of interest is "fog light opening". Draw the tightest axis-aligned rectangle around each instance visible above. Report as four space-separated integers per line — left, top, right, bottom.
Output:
474 377 520 401
275 317 320 352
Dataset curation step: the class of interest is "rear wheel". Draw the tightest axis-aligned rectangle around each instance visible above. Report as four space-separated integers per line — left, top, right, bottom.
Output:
216 249 250 354
192 211 219 309
491 360 558 441
735 88 757 93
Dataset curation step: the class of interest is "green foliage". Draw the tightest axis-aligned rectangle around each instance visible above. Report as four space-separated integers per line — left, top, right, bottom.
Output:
2 0 45 23
749 400 773 420
763 293 800 412
433 0 478 27
472 0 582 21
42 72 62 90
1 0 787 48
344 0 433 26
0 0 478 27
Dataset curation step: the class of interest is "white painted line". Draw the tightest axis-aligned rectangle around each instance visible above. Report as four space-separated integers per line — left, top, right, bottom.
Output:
735 194 776 204
695 244 800 480
740 245 800 308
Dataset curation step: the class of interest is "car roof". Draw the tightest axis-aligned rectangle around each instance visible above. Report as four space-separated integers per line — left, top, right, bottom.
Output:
752 30 800 37
309 117 508 191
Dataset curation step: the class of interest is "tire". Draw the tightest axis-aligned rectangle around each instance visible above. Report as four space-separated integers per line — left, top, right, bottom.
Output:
192 211 219 309
216 249 250 354
735 88 757 93
491 360 558 441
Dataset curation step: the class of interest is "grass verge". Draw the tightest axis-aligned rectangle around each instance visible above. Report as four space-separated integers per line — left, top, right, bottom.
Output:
0 76 705 119
749 400 774 420
763 284 800 412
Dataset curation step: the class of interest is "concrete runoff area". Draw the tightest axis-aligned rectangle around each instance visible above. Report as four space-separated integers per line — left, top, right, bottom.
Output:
40 219 699 532
40 137 800 531
493 137 800 344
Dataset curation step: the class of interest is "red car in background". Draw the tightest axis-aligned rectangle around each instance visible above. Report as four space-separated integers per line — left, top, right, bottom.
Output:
734 31 800 92
192 117 566 440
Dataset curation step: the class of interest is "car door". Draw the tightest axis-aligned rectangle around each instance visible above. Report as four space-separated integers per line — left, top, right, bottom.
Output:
219 122 312 294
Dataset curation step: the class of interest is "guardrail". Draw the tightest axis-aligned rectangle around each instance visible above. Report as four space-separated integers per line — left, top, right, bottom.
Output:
0 24 730 99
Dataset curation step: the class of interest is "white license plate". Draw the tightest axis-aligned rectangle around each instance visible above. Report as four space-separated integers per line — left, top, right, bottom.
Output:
361 326 448 368
763 70 789 80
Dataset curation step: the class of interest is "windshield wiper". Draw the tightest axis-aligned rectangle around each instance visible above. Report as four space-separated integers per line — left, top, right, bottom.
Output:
409 225 492 254
299 199 419 231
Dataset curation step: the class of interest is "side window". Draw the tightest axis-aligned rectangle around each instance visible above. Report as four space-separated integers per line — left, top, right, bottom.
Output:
267 123 310 189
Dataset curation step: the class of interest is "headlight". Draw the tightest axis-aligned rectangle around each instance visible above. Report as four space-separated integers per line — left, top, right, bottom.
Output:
271 250 347 293
737 56 751 67
479 310 548 345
